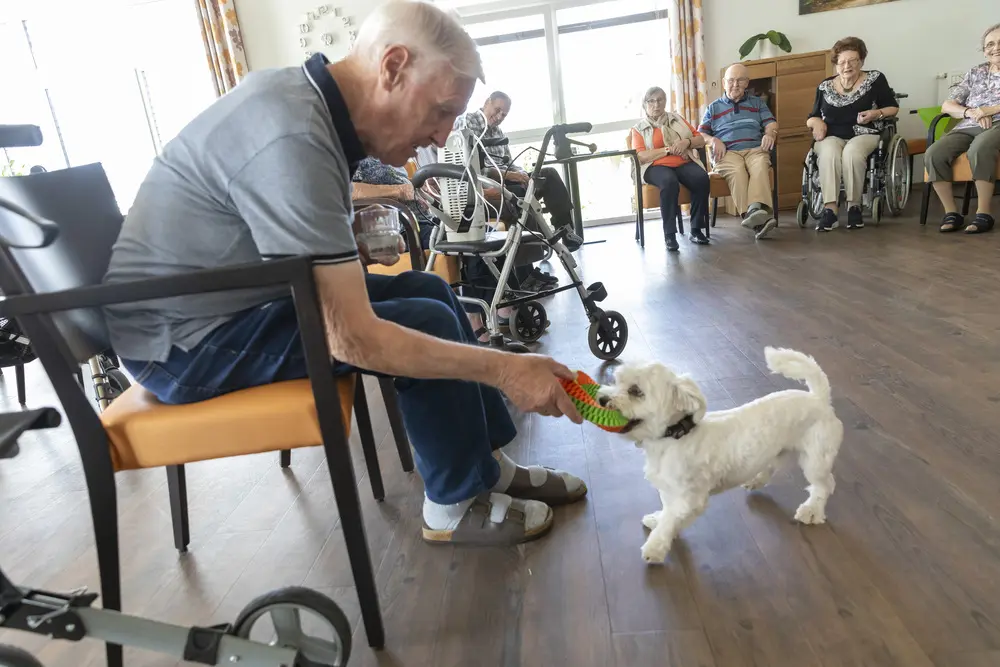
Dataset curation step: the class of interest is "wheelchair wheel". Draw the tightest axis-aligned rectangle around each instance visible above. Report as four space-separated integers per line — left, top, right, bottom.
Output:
872 196 884 226
509 301 547 344
232 586 351 667
588 310 628 361
106 368 130 400
801 155 824 221
0 645 44 667
884 134 911 216
795 200 809 228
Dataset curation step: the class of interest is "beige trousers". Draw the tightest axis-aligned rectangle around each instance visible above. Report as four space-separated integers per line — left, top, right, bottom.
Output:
714 147 772 213
813 134 880 206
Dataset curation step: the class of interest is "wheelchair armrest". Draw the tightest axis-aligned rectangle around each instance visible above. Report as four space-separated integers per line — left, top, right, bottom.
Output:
927 113 951 147
353 197 425 270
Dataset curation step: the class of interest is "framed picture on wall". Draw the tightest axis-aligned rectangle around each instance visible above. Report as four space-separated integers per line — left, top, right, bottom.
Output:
799 0 899 15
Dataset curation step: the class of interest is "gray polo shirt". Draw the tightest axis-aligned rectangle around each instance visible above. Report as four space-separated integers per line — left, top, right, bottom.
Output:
103 54 364 363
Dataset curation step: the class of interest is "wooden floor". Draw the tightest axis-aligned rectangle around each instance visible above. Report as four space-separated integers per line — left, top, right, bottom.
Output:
3 202 1000 667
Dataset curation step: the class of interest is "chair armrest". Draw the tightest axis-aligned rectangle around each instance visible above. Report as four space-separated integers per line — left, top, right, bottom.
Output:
353 197 425 270
0 255 316 319
927 113 950 147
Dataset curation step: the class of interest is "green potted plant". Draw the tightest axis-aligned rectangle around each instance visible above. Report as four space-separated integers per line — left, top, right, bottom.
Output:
739 31 792 60
1 158 28 177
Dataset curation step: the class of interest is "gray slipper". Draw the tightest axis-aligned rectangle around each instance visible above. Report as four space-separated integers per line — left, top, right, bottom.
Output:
422 493 553 546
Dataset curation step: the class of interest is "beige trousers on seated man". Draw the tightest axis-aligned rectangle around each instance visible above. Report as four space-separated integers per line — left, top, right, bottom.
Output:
814 134 880 205
714 147 772 214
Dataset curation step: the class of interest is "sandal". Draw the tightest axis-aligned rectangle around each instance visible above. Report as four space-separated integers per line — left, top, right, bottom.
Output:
939 212 965 233
422 492 553 545
965 213 995 234
505 465 588 506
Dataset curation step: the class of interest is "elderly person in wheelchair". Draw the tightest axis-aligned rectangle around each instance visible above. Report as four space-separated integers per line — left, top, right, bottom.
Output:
103 1 587 548
806 37 899 231
925 22 1000 235
700 63 779 240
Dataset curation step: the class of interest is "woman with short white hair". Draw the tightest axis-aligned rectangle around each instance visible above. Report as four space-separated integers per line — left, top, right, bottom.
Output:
631 86 710 252
926 22 1000 235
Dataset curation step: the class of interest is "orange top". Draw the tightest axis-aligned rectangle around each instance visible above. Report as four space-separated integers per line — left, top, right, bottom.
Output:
631 121 700 168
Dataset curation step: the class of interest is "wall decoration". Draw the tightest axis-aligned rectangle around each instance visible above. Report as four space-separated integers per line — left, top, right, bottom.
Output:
295 5 356 60
799 0 899 15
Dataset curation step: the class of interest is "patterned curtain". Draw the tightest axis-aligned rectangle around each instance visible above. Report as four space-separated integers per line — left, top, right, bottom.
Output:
667 0 708 125
195 0 250 96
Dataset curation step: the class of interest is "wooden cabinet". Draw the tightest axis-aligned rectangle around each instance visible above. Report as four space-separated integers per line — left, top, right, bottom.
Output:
719 50 834 211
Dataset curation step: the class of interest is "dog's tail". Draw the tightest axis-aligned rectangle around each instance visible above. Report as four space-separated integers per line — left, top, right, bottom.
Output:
765 347 831 403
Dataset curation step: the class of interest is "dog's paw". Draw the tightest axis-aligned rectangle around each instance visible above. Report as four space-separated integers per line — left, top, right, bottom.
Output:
640 541 669 564
642 512 660 530
794 503 827 525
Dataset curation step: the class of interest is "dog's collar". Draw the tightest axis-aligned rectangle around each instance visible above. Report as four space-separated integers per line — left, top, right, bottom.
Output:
663 414 697 440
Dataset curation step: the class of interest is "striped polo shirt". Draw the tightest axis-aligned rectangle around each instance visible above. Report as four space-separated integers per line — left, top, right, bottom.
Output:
698 94 775 151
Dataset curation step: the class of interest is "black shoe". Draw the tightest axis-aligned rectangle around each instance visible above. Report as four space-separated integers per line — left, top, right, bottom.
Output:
563 230 584 252
816 209 838 232
666 233 679 251
530 267 558 285
689 230 710 245
846 206 864 229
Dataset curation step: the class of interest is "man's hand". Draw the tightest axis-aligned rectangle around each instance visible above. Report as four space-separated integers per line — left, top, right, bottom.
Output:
357 233 405 266
711 136 727 160
496 354 583 423
504 170 529 185
811 120 828 142
760 132 776 152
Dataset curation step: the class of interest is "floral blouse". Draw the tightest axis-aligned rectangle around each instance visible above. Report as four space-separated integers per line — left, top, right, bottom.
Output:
808 70 897 140
950 63 1000 130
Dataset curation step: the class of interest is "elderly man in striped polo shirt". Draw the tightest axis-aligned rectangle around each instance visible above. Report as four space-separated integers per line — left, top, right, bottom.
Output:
699 63 779 240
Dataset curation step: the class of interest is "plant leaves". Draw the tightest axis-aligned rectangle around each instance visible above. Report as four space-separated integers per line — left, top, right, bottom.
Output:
739 34 767 59
779 34 792 52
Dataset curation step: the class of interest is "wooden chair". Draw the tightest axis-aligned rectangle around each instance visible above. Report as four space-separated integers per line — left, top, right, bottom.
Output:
0 164 405 666
920 113 1000 225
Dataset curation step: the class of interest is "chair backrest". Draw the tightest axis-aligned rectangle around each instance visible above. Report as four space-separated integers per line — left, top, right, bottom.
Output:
0 163 124 362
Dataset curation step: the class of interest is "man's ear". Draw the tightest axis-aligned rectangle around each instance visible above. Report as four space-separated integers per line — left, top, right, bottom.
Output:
671 375 707 423
380 45 411 90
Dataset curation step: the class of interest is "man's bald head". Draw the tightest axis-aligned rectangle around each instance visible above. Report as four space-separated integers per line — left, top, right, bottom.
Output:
723 64 750 100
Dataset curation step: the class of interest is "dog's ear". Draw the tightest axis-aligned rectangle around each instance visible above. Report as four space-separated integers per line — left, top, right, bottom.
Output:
671 375 707 423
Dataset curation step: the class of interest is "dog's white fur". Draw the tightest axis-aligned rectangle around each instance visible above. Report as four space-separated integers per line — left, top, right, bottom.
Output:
597 347 843 564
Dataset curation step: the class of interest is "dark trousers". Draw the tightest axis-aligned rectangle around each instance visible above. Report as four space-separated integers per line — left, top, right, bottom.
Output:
121 271 513 504
644 163 710 235
506 167 574 230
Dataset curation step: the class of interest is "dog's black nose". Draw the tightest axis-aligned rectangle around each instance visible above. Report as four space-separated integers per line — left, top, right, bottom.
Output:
598 395 611 407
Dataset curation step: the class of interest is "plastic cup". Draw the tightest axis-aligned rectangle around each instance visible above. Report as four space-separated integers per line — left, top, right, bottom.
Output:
356 206 402 263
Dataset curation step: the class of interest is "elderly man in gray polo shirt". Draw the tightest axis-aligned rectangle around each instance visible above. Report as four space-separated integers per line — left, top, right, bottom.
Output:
103 1 584 547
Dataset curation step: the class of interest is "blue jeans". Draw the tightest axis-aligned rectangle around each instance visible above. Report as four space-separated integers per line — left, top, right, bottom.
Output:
121 271 514 504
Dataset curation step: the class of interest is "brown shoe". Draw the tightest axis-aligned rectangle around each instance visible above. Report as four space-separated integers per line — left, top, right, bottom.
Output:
505 465 588 506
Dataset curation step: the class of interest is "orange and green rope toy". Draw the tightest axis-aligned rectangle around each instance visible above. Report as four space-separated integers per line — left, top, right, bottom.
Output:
560 370 630 432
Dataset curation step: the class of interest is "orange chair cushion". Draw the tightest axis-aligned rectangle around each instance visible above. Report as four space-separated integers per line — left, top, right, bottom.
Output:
100 377 355 472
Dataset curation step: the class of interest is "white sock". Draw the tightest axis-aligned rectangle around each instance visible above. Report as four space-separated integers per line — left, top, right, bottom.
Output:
422 495 475 531
491 450 517 492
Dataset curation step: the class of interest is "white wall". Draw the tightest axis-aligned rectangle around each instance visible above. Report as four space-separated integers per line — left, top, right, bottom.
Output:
702 0 993 139
234 0 385 71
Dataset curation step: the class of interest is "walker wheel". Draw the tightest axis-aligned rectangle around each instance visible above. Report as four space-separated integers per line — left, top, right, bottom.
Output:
0 645 45 667
509 301 547 344
588 310 628 361
106 368 131 400
795 200 809 228
232 586 351 667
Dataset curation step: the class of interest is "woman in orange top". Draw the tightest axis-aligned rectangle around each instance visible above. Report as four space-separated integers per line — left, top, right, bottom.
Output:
631 86 711 251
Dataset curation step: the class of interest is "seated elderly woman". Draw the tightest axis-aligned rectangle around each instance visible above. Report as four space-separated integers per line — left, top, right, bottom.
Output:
806 36 899 232
352 156 436 249
631 86 710 252
925 23 1000 235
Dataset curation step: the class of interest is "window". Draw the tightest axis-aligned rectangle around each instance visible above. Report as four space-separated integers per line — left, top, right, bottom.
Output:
0 2 217 210
458 0 671 225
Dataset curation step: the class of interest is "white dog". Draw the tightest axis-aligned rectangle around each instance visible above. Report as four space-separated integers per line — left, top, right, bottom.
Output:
597 347 843 564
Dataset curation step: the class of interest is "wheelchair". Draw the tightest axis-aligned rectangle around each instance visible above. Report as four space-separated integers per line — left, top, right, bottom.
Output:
0 408 352 667
412 123 629 361
795 94 912 228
